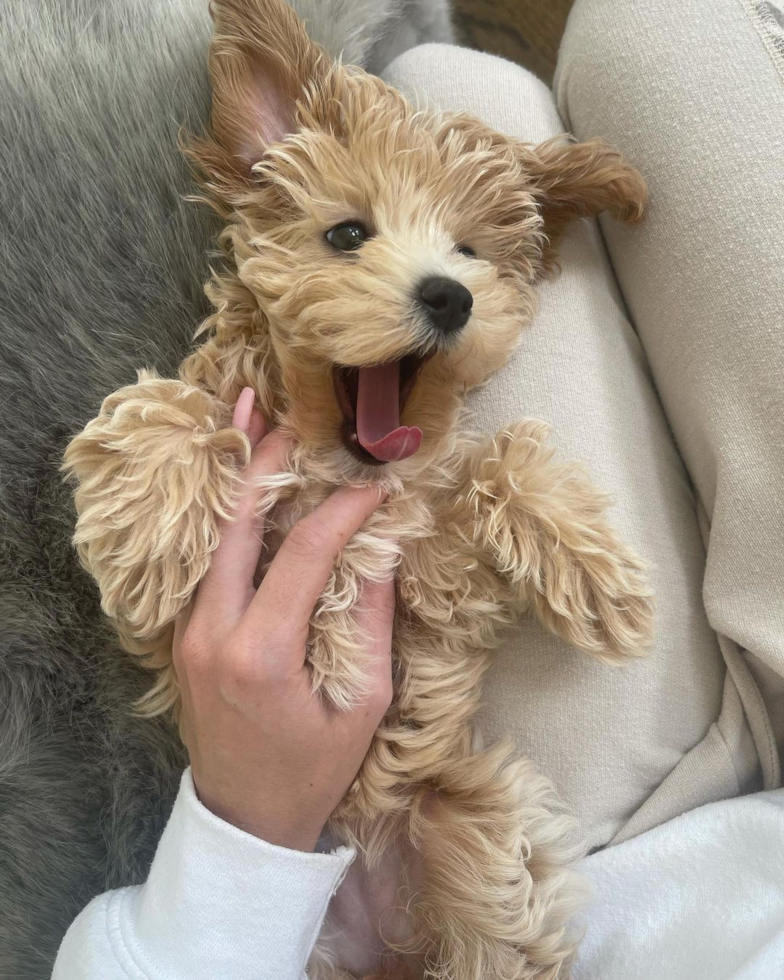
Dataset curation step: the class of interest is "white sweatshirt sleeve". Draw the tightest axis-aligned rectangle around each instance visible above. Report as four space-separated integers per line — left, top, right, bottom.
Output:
52 768 354 980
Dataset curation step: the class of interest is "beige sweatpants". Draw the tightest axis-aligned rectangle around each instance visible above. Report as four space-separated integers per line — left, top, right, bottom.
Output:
382 0 784 849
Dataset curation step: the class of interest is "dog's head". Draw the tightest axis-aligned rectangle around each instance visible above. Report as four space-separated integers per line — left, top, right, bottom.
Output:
187 0 646 481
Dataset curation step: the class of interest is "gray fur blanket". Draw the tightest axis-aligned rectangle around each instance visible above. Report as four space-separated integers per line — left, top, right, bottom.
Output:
0 1 451 975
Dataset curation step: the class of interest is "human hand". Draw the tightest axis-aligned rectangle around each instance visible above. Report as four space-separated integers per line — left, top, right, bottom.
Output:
173 387 394 851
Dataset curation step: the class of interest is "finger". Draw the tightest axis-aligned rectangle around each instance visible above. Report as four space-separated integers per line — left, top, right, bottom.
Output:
247 485 387 652
197 429 293 618
246 406 266 448
233 388 267 450
352 576 395 711
198 391 272 614
232 386 256 434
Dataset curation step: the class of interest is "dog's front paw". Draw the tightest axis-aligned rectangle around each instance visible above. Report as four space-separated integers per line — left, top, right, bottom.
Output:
63 372 245 647
531 531 654 664
464 421 654 663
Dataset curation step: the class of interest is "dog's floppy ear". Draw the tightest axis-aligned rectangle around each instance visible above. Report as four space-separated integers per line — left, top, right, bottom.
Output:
189 0 328 199
522 137 647 271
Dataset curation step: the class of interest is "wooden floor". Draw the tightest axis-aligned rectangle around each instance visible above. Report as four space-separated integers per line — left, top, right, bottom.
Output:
452 0 575 84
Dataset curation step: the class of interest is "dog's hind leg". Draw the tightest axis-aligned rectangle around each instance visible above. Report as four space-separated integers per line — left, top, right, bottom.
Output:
338 630 580 978
400 750 583 980
62 371 246 711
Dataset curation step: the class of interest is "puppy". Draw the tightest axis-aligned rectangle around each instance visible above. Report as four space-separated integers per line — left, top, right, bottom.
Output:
63 0 653 976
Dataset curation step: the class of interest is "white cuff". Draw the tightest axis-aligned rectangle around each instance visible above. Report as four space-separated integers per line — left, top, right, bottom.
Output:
123 768 353 979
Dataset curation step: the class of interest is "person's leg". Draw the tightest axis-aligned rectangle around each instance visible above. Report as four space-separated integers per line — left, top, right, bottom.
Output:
381 45 756 850
555 0 784 833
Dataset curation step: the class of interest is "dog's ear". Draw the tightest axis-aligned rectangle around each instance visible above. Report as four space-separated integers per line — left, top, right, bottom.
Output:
522 137 647 271
189 0 328 199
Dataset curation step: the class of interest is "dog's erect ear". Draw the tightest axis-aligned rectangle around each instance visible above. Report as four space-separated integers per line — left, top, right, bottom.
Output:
522 137 647 270
189 0 328 197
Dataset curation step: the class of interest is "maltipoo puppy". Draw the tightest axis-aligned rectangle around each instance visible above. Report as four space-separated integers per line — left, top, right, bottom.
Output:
64 0 653 976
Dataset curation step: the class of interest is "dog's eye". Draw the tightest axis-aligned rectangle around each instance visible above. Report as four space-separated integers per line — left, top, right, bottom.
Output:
326 222 368 252
456 245 476 258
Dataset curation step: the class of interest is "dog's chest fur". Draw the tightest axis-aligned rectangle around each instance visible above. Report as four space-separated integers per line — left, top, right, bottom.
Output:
259 457 516 710
260 473 439 589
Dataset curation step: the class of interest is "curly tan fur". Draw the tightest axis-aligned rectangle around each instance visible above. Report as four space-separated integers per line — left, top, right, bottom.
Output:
62 1 653 976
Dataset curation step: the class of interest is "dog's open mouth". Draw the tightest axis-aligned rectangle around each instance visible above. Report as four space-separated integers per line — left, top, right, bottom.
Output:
333 353 433 464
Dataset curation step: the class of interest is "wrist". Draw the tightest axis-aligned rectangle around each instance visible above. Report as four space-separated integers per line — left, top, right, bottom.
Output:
194 785 324 851
229 814 322 852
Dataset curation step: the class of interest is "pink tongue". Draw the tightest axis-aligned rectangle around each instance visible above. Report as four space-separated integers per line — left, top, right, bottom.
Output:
356 363 423 462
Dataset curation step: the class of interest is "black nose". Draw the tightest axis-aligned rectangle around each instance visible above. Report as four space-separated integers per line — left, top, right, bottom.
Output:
418 277 473 334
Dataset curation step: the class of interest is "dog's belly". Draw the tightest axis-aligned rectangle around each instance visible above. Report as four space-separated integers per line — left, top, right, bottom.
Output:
322 832 421 976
